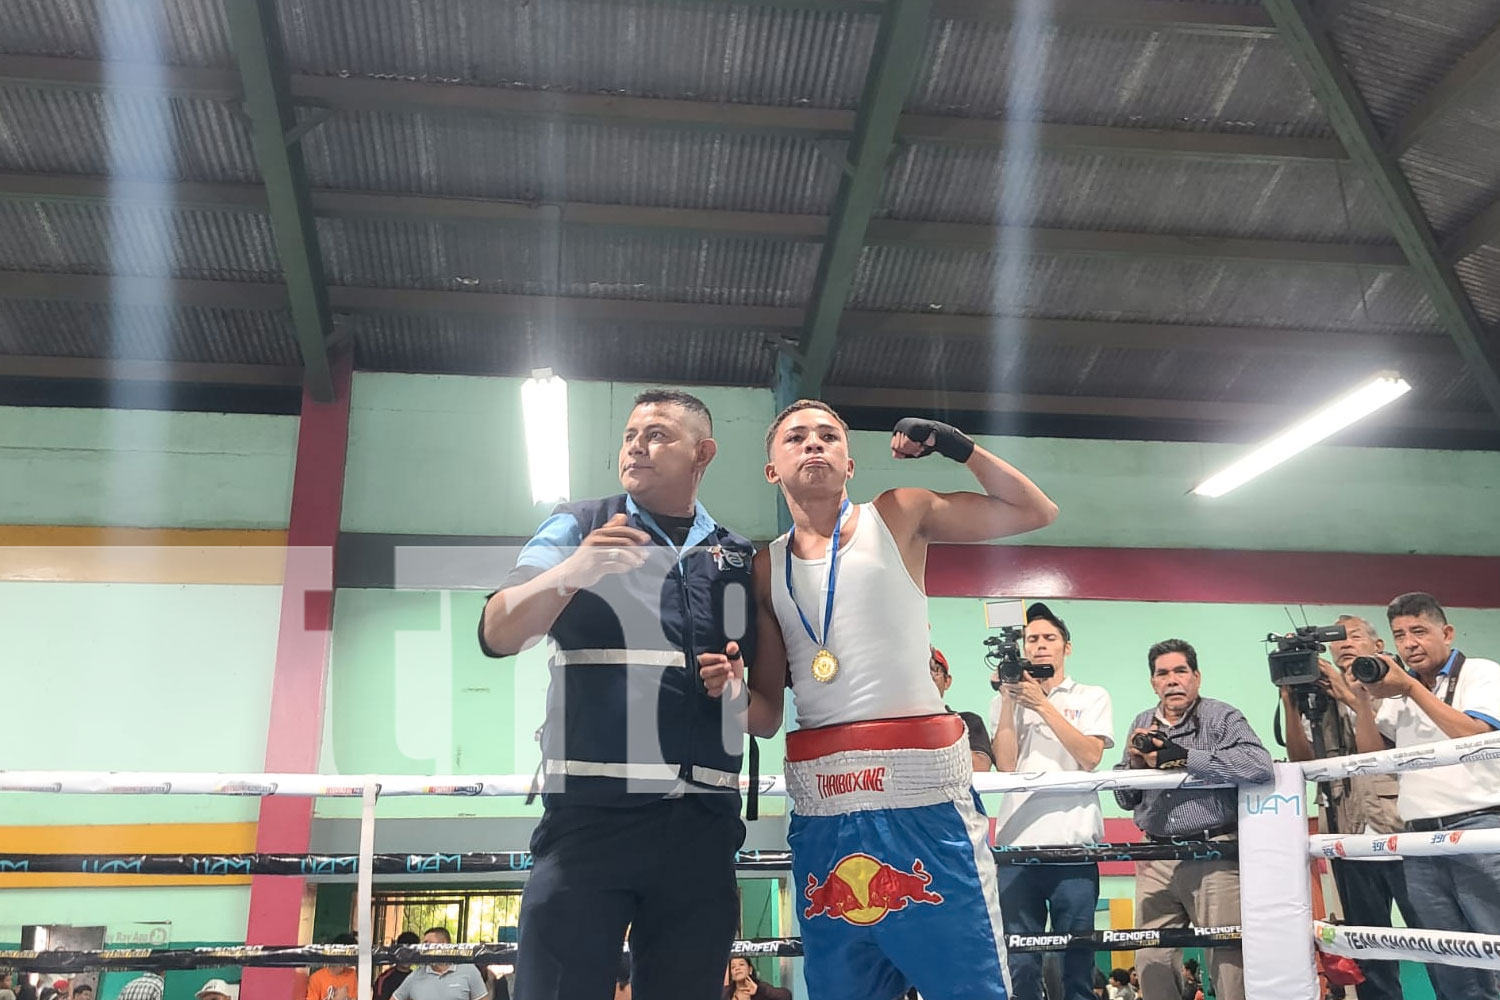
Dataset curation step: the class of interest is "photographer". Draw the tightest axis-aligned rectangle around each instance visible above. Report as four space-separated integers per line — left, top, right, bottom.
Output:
1279 614 1424 1000
990 603 1114 1000
1114 639 1273 1000
1349 593 1500 1000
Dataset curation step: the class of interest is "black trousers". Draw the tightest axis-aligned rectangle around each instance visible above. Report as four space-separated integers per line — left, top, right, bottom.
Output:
1330 857 1427 1000
514 796 745 1000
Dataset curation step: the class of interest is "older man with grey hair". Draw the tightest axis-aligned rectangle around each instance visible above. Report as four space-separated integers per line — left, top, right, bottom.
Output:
1280 613 1431 1000
393 928 487 1000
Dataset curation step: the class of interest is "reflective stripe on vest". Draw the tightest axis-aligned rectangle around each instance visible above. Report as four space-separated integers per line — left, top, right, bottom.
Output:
544 760 739 788
550 648 687 668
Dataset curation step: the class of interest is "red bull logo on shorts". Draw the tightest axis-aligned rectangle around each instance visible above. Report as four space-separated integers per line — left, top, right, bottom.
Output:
803 853 944 925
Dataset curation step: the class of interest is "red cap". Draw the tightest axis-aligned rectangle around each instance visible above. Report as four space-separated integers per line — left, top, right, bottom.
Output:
52 982 70 991
929 647 948 674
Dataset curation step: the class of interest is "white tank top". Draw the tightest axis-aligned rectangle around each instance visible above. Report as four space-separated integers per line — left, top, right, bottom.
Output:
770 502 944 729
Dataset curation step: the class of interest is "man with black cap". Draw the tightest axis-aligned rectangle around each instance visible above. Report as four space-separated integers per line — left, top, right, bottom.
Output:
990 602 1115 1000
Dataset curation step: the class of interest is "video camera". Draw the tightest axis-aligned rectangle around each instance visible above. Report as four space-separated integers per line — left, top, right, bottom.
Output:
1266 622 1349 760
1267 623 1347 687
984 625 1055 690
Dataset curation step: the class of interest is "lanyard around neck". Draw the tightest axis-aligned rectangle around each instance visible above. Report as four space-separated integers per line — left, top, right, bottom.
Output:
784 499 850 649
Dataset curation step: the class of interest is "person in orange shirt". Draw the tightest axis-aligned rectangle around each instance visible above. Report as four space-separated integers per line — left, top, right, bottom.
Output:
307 933 360 1000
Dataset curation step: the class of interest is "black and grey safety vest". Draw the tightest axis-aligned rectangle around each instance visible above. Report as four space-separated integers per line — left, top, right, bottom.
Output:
525 494 756 814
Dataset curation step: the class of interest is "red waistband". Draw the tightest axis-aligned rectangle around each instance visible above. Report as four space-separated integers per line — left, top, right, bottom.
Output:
785 713 965 762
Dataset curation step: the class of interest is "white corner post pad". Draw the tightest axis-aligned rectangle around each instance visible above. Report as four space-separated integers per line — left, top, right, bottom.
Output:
1239 762 1318 1000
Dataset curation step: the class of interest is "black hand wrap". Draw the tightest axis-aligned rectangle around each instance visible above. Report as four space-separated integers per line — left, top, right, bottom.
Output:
1155 740 1190 770
893 417 975 463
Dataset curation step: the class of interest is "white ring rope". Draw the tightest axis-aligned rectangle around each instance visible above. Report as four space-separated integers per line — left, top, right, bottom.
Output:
1299 730 1500 782
1314 921 1500 971
1311 827 1500 860
0 768 1225 797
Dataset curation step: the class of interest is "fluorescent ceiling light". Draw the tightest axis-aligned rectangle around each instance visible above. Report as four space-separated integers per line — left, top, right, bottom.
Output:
521 369 570 504
1193 372 1411 498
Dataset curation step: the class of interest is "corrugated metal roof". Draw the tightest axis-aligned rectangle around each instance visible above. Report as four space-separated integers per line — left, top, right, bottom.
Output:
911 19 1328 134
0 200 281 282
316 218 818 306
0 0 233 66
0 298 300 364
1455 242 1500 325
0 85 259 182
1327 0 1500 132
881 144 1391 242
300 110 846 214
277 0 877 107
827 332 1471 403
848 245 1438 331
1398 87 1500 236
346 311 777 385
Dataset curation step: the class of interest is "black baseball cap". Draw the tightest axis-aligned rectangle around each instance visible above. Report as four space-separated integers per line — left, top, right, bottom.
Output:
1025 602 1070 642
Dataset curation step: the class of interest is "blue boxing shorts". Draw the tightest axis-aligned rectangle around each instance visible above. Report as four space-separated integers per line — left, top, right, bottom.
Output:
786 713 1011 1000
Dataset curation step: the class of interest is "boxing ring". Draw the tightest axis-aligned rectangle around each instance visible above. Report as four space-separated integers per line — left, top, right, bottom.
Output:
5 729 1500 999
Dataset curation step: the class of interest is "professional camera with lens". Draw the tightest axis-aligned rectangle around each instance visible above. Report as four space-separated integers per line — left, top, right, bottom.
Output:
984 625 1055 690
1350 652 1404 684
1130 729 1188 768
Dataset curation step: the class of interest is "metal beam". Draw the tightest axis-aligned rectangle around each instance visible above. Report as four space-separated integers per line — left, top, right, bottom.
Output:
0 172 1398 267
0 270 290 310
1262 0 1500 423
0 54 1343 164
821 385 1495 433
0 269 1450 360
1390 19 1500 152
668 0 1278 34
839 311 1450 358
796 0 931 396
0 354 303 386
931 0 1275 34
864 219 1404 266
225 0 335 402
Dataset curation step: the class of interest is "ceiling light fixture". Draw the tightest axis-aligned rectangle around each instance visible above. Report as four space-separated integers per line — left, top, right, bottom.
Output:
521 368 570 505
1192 372 1412 498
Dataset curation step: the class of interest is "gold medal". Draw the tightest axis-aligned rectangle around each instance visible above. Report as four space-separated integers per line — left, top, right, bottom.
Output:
811 648 840 683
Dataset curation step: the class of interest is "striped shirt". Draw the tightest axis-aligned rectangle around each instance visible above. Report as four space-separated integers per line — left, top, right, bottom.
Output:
1113 697 1273 837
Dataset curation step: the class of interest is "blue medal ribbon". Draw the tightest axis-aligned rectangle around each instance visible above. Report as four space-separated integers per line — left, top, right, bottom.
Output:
784 499 850 650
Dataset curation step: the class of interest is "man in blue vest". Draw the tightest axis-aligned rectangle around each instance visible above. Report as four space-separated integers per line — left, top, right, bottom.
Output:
481 389 757 1000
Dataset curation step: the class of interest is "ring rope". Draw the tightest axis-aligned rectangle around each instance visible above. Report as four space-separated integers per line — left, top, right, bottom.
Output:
1300 730 1500 782
0 841 1234 877
1311 827 1500 860
0 927 1244 972
0 768 1226 798
1314 921 1500 971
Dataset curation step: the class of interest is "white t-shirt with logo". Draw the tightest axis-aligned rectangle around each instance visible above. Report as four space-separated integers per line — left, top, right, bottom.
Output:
1375 654 1500 822
990 676 1115 846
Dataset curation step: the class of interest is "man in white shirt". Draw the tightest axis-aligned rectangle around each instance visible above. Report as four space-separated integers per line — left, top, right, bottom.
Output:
1280 614 1429 1000
1351 592 1500 1000
990 603 1114 1000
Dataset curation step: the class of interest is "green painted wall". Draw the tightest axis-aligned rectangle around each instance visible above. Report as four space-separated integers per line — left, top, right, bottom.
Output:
339 373 1500 554
0 407 296 529
0 581 281 825
341 374 779 540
